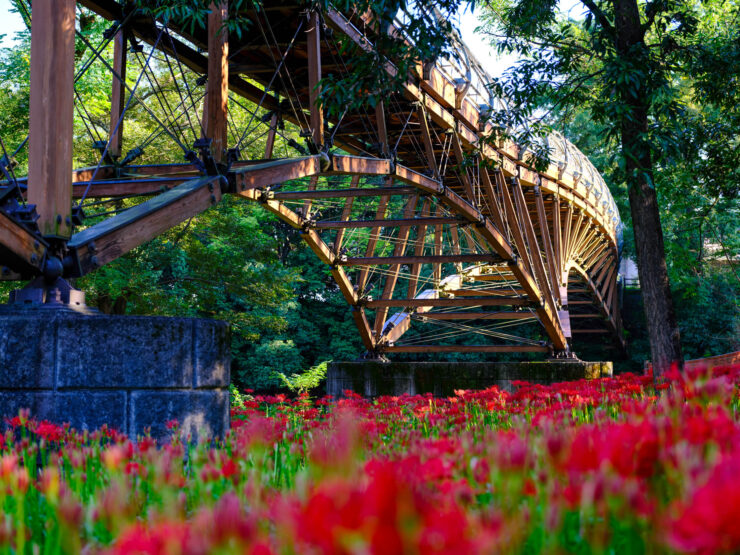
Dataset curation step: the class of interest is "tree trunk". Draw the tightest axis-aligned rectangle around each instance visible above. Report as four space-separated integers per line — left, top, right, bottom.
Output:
614 0 683 375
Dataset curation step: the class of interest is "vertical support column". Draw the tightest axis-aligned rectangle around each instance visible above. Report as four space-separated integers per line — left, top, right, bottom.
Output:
433 204 443 285
333 175 359 255
417 103 438 179
357 192 390 294
109 28 127 159
203 2 229 162
373 195 418 338
264 112 279 159
28 0 76 239
375 101 389 157
307 10 323 150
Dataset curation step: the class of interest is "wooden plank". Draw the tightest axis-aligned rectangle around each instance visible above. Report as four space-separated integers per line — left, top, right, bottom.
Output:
68 176 224 276
307 10 323 148
202 2 228 161
109 28 127 158
28 0 75 238
383 345 548 353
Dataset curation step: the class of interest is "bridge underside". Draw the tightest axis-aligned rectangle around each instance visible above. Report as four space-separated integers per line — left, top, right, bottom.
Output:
0 0 624 357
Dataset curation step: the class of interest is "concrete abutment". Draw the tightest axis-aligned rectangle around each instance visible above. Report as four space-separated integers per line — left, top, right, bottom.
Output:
327 360 613 398
0 310 231 441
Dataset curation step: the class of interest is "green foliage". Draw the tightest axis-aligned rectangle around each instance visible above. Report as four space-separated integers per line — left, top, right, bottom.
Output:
478 0 739 362
276 359 331 395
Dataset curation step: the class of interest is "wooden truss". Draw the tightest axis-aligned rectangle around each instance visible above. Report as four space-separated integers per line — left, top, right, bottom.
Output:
0 0 624 356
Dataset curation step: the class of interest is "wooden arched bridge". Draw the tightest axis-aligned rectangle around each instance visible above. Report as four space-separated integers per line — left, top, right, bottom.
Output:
0 0 624 358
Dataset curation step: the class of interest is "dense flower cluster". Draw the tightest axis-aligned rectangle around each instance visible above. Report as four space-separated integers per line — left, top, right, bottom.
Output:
1 364 739 554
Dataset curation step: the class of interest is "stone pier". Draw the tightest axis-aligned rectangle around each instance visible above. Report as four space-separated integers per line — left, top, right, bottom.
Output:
327 360 612 398
0 309 230 441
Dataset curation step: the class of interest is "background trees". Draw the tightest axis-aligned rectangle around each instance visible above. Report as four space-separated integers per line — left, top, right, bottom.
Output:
478 0 739 372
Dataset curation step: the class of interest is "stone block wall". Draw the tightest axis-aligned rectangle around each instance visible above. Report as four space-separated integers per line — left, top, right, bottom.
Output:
327 360 613 398
0 311 230 441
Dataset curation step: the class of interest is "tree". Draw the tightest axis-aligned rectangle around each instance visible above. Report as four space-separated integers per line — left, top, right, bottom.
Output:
479 0 740 373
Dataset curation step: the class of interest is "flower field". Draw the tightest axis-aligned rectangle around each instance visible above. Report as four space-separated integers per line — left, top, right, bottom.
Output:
2 365 740 554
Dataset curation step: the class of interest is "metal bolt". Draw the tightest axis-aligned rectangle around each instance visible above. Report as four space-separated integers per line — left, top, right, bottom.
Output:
30 253 38 264
91 256 99 267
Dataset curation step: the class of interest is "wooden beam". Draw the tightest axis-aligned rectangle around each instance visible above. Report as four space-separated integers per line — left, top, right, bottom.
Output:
307 9 323 149
416 103 439 178
407 197 431 298
109 28 127 159
314 216 458 229
382 345 548 353
552 194 562 278
416 312 536 320
356 191 389 293
202 2 228 161
68 176 224 276
451 132 476 205
28 0 75 238
0 211 47 276
375 101 389 157
264 112 279 159
273 186 415 200
366 297 531 308
332 175 359 254
339 253 502 266
534 186 561 305
373 195 418 337
330 155 391 175
480 169 507 237
233 156 321 191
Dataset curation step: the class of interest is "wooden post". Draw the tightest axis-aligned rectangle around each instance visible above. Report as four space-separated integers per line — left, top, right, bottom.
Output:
28 0 76 239
307 10 323 149
264 112 279 159
202 2 228 162
416 103 438 179
375 101 389 157
109 28 127 159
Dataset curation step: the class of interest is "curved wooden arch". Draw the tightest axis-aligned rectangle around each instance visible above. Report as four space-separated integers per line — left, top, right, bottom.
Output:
0 0 624 357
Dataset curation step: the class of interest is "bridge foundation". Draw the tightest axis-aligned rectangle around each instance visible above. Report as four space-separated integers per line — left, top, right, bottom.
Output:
0 307 230 441
326 360 612 398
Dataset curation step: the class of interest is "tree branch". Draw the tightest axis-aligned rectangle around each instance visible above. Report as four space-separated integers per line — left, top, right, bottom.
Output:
578 0 615 36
